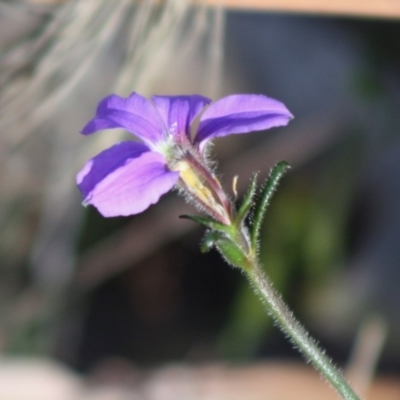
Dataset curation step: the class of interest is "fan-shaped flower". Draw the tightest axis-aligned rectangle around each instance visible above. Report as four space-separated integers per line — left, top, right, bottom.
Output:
77 92 292 223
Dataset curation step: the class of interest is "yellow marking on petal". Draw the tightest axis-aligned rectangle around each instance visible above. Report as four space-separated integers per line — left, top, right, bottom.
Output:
173 160 227 217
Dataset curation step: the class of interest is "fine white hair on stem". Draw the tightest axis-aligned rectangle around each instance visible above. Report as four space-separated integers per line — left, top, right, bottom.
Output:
248 262 361 400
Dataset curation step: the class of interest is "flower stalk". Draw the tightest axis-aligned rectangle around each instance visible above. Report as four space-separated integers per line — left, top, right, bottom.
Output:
247 261 361 400
197 162 361 400
77 91 360 400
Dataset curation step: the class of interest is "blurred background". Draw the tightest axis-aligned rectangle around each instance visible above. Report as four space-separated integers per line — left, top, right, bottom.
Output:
0 0 400 399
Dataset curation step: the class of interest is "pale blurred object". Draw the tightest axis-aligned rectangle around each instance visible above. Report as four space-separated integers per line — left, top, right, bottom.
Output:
144 362 400 400
204 0 400 19
0 358 398 400
25 0 400 18
0 358 81 400
346 316 388 398
0 0 220 290
0 358 136 400
0 0 222 346
27 0 67 3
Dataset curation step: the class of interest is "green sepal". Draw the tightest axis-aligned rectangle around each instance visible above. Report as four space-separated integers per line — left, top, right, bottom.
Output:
250 161 291 251
215 235 250 271
200 230 250 270
235 173 258 226
179 214 230 233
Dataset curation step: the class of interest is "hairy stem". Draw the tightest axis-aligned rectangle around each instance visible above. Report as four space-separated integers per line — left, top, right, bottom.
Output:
246 260 361 400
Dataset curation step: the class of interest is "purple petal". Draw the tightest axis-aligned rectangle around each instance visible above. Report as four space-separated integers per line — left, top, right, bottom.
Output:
77 141 179 217
195 94 293 144
81 92 165 146
151 95 211 142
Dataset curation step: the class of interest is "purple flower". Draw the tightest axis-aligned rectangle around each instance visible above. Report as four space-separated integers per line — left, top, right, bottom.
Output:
77 92 292 221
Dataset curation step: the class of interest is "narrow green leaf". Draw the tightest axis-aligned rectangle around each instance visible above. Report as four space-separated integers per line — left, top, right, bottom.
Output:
250 161 291 251
235 173 258 226
179 214 229 233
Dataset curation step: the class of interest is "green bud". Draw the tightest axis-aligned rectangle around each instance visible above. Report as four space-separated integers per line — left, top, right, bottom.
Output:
215 235 250 271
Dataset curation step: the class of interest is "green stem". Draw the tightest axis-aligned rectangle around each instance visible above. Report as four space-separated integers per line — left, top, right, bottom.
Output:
246 260 361 400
